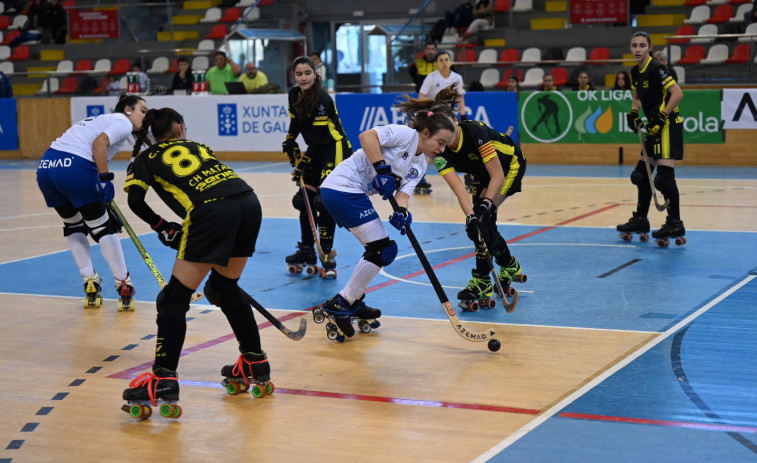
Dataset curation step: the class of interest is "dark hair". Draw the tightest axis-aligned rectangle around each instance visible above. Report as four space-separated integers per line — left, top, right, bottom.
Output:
507 75 520 91
393 84 459 135
214 51 227 59
309 52 320 58
291 56 323 117
177 56 189 64
115 94 145 114
131 108 184 157
424 41 437 48
436 50 452 61
631 31 653 50
613 70 631 90
468 81 484 92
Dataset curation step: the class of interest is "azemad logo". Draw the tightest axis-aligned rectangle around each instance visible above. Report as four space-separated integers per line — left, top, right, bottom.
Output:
218 104 238 136
521 91 573 143
86 105 105 118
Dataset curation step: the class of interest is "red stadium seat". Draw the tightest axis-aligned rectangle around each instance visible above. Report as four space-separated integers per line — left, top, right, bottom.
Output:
587 46 610 65
55 76 79 94
669 25 695 44
724 43 751 64
684 0 706 5
499 48 520 63
220 6 241 22
707 4 733 23
8 44 29 61
676 45 705 64
108 58 131 76
0 16 10 31
551 67 568 87
1 29 20 45
494 0 510 12
495 68 523 88
457 49 476 62
206 24 228 40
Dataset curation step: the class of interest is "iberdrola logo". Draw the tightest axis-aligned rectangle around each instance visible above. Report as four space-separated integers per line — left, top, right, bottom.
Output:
575 105 614 138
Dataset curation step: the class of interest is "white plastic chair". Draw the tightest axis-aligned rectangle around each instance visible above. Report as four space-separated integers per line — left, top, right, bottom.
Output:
479 68 500 87
200 7 222 23
739 23 757 42
441 28 459 44
669 45 682 64
242 6 260 21
705 0 726 5
55 59 74 74
730 3 752 22
673 65 685 84
564 46 587 65
237 0 256 6
0 60 13 74
477 48 497 63
147 56 169 73
520 47 542 63
691 24 718 43
9 14 28 30
0 2 4 14
700 44 729 64
37 77 59 96
94 58 111 73
684 5 710 24
512 0 533 12
0 46 11 61
197 39 215 51
192 55 210 71
521 67 545 87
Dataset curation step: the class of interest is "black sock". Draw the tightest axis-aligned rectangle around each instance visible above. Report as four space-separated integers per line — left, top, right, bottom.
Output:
154 276 194 372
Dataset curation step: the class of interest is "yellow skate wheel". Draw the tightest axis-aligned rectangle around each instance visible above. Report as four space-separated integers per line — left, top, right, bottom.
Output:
265 381 275 395
159 404 175 417
251 384 266 398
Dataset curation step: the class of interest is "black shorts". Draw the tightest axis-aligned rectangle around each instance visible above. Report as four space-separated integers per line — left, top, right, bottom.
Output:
303 139 352 187
645 116 684 161
179 191 262 266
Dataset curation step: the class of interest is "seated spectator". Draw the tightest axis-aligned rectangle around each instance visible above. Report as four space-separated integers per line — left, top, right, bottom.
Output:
9 29 41 47
170 56 193 94
239 61 269 93
445 0 474 29
131 60 150 93
540 73 558 91
613 71 631 90
506 75 520 92
468 80 484 91
408 42 437 92
573 70 593 91
310 52 327 81
107 75 121 96
745 1 757 25
206 51 241 95
39 0 66 44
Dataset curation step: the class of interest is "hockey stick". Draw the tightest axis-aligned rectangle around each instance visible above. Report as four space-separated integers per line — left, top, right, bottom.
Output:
636 128 669 212
243 291 307 341
387 196 498 345
109 201 204 302
301 183 337 263
476 226 518 313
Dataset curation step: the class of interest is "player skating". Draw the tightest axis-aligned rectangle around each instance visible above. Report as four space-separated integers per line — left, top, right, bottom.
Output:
619 31 686 247
121 108 272 419
283 55 351 278
36 94 145 310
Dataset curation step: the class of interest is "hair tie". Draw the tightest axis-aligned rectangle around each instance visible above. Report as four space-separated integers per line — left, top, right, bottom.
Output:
427 111 434 116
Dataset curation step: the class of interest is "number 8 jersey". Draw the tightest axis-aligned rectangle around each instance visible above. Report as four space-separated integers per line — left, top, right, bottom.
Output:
124 138 252 218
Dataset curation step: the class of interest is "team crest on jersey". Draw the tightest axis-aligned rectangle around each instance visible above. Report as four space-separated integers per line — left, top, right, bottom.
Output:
217 104 238 136
317 104 326 116
477 138 483 146
433 156 447 170
406 168 420 180
402 152 409 160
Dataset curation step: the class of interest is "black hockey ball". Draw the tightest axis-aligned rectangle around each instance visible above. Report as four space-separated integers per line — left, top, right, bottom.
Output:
488 339 501 352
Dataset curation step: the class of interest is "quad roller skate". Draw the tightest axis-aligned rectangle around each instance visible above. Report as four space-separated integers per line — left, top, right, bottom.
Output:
221 351 274 398
312 294 381 342
353 294 381 334
616 212 650 243
121 368 181 419
652 217 687 248
115 272 136 312
83 272 102 309
497 256 527 298
457 272 496 312
319 255 337 279
285 242 318 275
414 176 432 195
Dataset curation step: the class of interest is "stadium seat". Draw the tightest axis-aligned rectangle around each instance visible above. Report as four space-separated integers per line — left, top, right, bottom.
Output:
673 65 686 83
73 59 93 75
0 46 9 61
520 47 541 63
457 49 476 62
669 45 682 63
241 6 260 20
707 4 733 22
55 76 79 94
198 39 215 50
479 68 500 87
494 0 510 11
700 43 729 63
94 58 111 73
724 43 751 63
495 68 523 87
676 45 706 64
670 25 696 43
166 57 178 73
0 60 13 74
684 0 706 5
1 29 19 45
37 77 59 96
200 7 222 23
512 0 533 11
220 6 241 22
0 2 4 13
192 55 209 70
691 23 718 42
587 47 610 65
477 48 497 63
551 67 568 86
108 58 131 75
499 48 520 62
9 14 28 30
730 3 752 21
8 44 29 61
729 0 750 4
521 67 545 87
0 16 10 30
564 46 586 65
55 59 73 74
684 5 710 23
206 24 228 39
738 23 757 42
147 56 169 73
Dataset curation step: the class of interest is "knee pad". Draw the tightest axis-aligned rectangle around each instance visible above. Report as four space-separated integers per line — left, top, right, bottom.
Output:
203 269 246 312
62 212 88 237
292 192 305 212
156 276 193 319
630 161 649 187
653 166 676 196
363 238 398 268
312 194 328 214
85 211 121 243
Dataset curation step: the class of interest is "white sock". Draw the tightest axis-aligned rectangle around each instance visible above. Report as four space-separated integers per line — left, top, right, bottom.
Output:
66 232 94 277
341 258 380 304
98 234 128 281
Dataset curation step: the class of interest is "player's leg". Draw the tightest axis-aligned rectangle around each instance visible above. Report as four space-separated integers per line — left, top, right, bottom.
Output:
652 120 685 240
617 155 653 233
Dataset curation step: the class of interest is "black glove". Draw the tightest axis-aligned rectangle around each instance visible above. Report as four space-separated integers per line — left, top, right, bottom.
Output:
626 109 643 133
96 172 115 204
291 153 311 184
152 218 183 250
465 214 482 243
474 198 495 227
282 139 301 167
645 111 668 137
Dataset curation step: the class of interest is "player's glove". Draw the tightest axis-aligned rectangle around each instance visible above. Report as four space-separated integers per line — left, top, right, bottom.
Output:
389 207 412 235
282 139 301 167
626 109 643 133
370 160 397 200
474 198 496 228
291 153 311 184
96 172 115 204
465 213 491 244
152 218 183 250
645 111 668 137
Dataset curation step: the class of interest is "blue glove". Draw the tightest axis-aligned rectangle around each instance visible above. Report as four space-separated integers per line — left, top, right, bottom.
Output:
96 172 115 203
389 207 412 235
370 160 397 200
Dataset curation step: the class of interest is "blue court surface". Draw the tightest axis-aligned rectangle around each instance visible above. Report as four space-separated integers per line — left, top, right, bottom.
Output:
1 160 756 462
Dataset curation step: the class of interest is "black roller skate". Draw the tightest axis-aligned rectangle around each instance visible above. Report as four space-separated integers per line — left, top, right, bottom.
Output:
414 176 432 195
652 217 687 248
319 254 337 279
83 272 102 309
617 212 650 243
458 272 496 312
285 242 318 276
497 256 526 299
353 294 381 334
121 367 181 419
115 272 136 312
313 294 357 342
221 351 274 398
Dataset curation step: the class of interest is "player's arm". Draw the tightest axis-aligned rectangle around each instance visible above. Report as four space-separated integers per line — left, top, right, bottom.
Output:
441 170 474 215
92 133 111 175
479 143 505 202
662 83 683 116
457 94 467 120
359 129 384 164
126 185 161 228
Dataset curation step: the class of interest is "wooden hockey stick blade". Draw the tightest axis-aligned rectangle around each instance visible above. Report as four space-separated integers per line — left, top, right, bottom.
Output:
387 197 497 344
300 185 334 262
636 129 670 211
243 291 307 341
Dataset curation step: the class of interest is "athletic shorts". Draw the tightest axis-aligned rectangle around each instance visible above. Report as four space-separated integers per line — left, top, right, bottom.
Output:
645 116 684 161
36 148 100 208
301 139 351 188
498 158 527 198
320 188 379 229
179 191 262 266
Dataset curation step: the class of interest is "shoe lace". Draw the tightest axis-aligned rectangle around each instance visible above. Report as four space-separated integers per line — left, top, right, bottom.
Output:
128 371 177 406
231 355 267 384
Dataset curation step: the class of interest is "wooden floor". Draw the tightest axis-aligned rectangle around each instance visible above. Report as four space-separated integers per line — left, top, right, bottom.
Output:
1 162 756 463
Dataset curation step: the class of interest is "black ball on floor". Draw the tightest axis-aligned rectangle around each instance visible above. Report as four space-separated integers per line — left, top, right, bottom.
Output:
488 339 501 352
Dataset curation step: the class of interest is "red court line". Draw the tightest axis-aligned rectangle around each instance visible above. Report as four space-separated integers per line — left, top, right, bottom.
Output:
559 412 757 434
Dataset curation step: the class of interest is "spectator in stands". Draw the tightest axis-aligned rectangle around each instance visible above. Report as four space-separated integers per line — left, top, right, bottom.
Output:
310 52 327 81
239 61 269 93
0 71 12 98
131 60 150 93
39 0 66 44
206 51 241 95
744 1 757 25
613 71 631 90
419 51 467 118
459 0 494 43
468 81 484 92
170 57 192 95
573 70 593 91
26 0 45 29
445 0 474 29
540 73 558 91
107 75 121 96
409 41 438 92
506 75 520 92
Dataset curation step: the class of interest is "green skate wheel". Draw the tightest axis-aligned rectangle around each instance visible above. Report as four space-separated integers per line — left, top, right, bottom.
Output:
159 404 175 417
226 382 241 395
171 405 182 418
265 381 275 395
129 404 151 418
251 384 266 398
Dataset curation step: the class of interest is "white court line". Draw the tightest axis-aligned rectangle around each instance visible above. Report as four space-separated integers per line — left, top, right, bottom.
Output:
470 273 756 463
